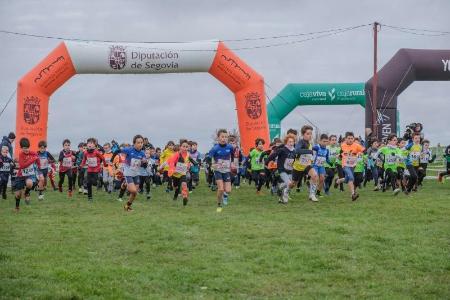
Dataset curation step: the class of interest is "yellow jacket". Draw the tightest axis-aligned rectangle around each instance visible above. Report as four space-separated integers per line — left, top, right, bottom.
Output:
160 148 174 172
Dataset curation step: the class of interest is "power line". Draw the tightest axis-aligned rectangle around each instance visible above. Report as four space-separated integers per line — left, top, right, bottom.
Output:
380 23 450 35
223 24 372 42
0 89 17 120
0 23 371 44
0 24 371 52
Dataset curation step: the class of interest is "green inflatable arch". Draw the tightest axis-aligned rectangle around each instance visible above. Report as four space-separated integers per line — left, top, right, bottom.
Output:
268 83 366 139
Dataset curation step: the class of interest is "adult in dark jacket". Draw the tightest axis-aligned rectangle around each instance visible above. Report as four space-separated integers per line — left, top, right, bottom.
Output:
1 132 15 158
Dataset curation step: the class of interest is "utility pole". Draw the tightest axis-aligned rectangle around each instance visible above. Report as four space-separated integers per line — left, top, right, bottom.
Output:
372 22 379 138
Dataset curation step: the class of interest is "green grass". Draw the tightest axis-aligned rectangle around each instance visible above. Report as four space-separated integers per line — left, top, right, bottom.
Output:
1 178 449 299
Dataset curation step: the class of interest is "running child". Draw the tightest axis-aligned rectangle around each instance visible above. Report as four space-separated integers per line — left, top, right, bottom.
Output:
165 139 198 205
75 142 87 194
139 148 153 200
311 134 331 198
209 129 234 212
112 135 147 211
80 138 105 201
0 146 14 200
417 140 436 186
249 138 267 195
36 140 55 200
14 138 40 210
58 139 76 197
188 141 202 192
160 141 175 193
324 135 340 195
334 132 365 201
102 142 114 194
266 134 296 204
291 125 318 202
404 133 421 194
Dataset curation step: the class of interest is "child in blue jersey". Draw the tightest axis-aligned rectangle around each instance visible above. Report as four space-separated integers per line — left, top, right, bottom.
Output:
312 134 331 198
36 140 55 200
209 129 234 212
112 135 147 211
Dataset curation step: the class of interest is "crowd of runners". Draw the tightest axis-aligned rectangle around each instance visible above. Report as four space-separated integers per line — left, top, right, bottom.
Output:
0 125 449 213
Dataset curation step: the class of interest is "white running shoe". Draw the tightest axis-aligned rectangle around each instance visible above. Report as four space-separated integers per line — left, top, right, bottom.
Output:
38 194 44 201
393 188 401 196
282 189 290 203
309 194 319 202
117 198 123 202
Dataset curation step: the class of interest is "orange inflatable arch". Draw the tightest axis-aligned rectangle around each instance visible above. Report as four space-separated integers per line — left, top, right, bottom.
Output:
16 41 269 155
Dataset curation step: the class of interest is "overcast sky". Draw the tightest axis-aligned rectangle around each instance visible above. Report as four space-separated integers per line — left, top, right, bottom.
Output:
0 0 449 152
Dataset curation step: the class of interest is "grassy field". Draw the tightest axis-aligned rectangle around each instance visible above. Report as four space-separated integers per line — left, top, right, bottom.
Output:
1 177 449 299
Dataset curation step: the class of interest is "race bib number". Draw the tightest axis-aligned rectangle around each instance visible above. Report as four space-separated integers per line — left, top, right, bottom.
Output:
386 155 397 164
39 158 49 169
87 157 98 168
0 163 11 172
175 162 188 175
315 156 326 167
419 153 429 164
215 159 231 173
410 151 420 161
284 158 294 171
130 158 141 171
22 165 35 176
62 157 72 168
345 155 357 167
299 154 312 166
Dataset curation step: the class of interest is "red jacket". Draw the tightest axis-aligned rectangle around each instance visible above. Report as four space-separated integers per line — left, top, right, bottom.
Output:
18 151 39 177
81 149 105 173
59 150 76 172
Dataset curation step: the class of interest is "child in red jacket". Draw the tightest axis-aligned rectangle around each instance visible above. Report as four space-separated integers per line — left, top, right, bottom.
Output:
81 138 105 201
58 139 76 197
14 138 40 211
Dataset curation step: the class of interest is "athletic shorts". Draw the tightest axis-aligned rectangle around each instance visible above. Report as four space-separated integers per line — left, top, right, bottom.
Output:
343 166 355 183
313 166 326 176
292 165 311 182
214 171 231 182
38 168 48 178
12 178 24 192
125 176 140 185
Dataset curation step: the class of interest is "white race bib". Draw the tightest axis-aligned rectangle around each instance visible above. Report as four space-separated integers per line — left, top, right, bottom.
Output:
386 155 397 164
130 158 141 171
62 157 72 168
0 163 11 172
87 157 98 168
284 158 294 171
314 156 326 167
215 159 231 173
175 162 188 175
410 151 420 161
345 156 357 167
39 158 49 169
299 154 312 166
22 165 35 176
419 153 429 164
